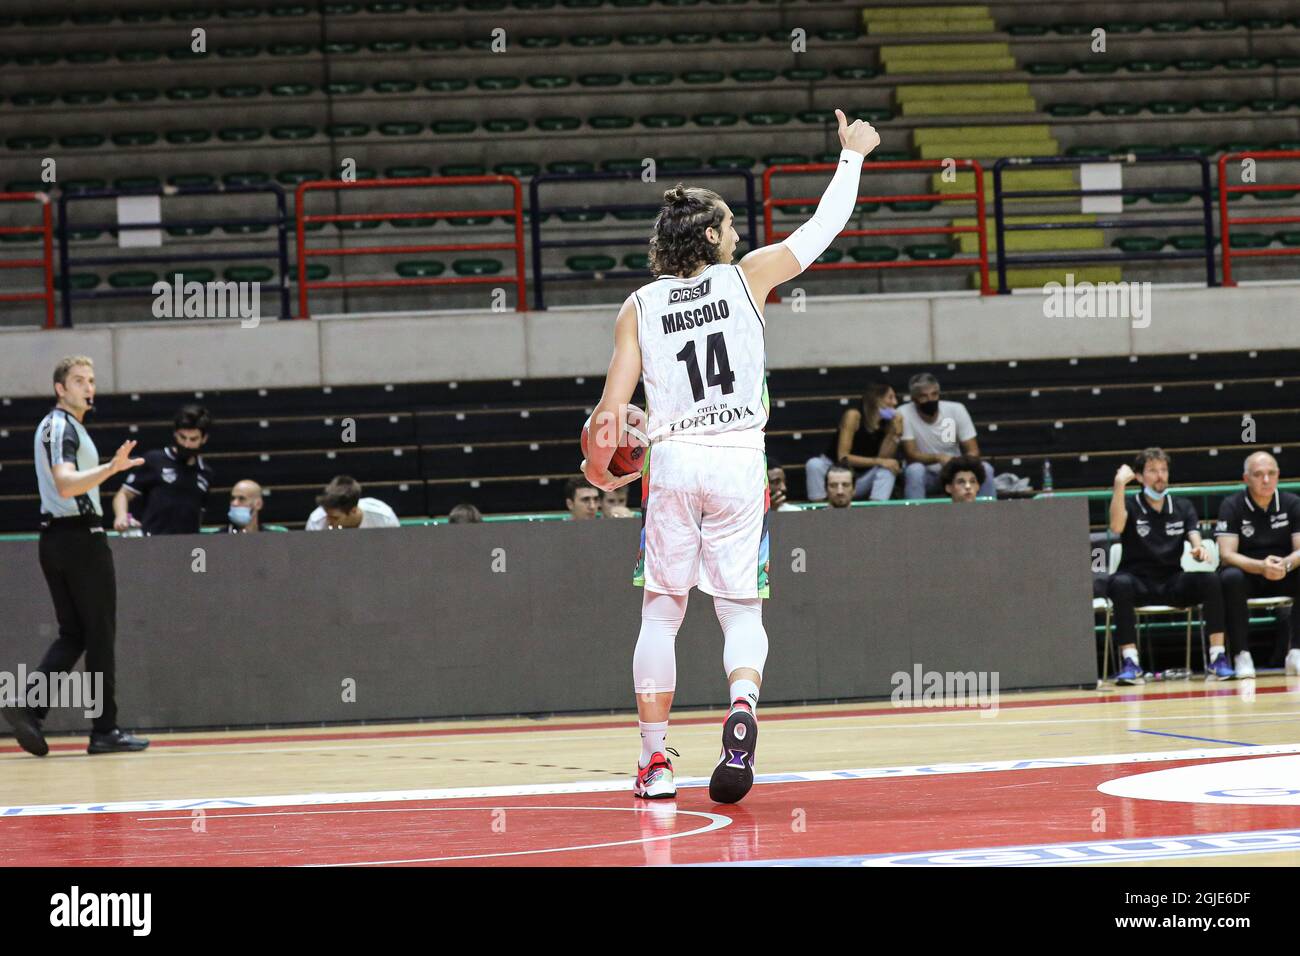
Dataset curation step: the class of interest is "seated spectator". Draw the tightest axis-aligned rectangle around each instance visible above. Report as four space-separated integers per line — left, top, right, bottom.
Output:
941 456 984 503
766 459 802 512
448 503 483 524
221 479 287 533
565 476 599 520
1106 449 1230 684
599 485 635 518
804 382 902 502
898 373 995 500
1216 451 1300 678
306 475 399 530
112 403 214 535
825 464 855 509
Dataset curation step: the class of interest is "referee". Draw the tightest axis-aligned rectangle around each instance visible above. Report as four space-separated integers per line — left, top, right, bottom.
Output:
0 356 150 756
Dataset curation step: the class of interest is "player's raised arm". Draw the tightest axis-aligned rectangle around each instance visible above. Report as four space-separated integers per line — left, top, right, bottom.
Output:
739 108 881 304
582 296 643 491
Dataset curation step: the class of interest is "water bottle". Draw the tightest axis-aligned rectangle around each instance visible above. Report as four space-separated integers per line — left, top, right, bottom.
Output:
1041 460 1054 495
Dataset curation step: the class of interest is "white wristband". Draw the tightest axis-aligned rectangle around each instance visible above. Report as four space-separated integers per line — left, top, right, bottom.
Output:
781 148 865 271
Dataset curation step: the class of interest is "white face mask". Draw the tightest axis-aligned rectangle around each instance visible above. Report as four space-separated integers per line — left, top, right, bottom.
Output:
1143 484 1168 500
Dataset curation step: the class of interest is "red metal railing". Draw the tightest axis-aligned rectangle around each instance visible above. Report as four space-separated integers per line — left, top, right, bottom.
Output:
0 192 56 327
294 175 527 317
762 159 991 299
1218 150 1300 287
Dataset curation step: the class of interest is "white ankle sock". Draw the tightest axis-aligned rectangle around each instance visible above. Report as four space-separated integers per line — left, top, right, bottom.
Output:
1122 647 1139 664
729 679 759 714
639 720 668 767
1209 645 1225 661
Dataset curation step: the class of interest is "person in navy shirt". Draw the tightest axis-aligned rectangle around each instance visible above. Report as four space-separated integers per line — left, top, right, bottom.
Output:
1216 451 1300 677
1106 448 1229 684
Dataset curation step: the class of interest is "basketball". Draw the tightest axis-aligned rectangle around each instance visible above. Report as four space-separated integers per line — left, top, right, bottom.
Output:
581 405 648 478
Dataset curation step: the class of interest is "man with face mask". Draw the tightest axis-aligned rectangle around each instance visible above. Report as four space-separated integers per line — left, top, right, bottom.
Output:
219 479 287 533
112 404 214 535
1106 448 1230 684
899 373 995 500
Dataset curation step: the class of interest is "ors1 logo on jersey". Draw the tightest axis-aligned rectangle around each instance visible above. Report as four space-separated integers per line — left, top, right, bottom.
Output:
668 279 711 303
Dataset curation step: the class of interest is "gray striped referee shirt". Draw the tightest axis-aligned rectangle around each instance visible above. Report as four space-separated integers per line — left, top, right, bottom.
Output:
35 407 102 520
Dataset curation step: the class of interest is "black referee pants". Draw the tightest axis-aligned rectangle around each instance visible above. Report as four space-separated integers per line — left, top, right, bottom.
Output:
1107 571 1226 651
1220 566 1300 653
31 523 118 733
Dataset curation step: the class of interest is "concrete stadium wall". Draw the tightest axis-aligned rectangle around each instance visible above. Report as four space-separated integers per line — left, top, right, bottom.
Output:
1 285 1298 397
0 497 1094 733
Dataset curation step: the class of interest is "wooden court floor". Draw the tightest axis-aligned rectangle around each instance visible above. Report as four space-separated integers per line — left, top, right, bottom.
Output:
2 677 1299 866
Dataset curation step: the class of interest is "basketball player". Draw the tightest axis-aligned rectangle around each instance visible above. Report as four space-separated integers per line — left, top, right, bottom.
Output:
581 109 880 803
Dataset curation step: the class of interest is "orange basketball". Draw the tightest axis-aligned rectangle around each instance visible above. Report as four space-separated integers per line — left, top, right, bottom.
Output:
581 406 648 478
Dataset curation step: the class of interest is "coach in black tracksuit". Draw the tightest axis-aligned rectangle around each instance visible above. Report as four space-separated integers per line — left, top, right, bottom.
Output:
1216 451 1300 677
0 357 150 757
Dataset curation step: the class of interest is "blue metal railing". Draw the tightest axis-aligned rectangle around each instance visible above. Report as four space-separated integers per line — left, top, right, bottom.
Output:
56 184 291 326
991 153 1217 294
528 168 758 310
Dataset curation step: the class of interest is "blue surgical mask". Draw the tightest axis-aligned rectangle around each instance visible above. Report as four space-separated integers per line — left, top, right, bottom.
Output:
878 407 896 420
228 505 252 527
1143 484 1168 500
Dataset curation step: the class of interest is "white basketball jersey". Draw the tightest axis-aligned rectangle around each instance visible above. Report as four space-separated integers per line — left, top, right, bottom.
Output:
632 263 769 450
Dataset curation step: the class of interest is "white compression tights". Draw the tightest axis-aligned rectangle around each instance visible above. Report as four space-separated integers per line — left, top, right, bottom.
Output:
632 591 769 696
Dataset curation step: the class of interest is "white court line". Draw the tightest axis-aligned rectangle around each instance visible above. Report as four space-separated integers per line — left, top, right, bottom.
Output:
82 707 1300 760
133 805 732 867
4 742 1300 817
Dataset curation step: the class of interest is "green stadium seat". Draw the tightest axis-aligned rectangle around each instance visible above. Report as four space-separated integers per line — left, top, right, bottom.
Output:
784 68 828 81
695 113 739 127
453 259 504 275
893 201 937 213
1167 235 1207 251
271 83 314 97
169 174 216 188
484 118 527 133
1250 99 1289 113
537 116 581 131
379 122 423 136
1026 62 1069 75
630 72 673 86
1099 102 1141 116
66 52 110 64
642 114 687 128
1047 103 1092 117
302 264 330 281
15 53 59 66
547 161 594 174
1222 57 1264 70
580 74 623 87
747 111 791 125
529 75 572 89
368 1 410 11
567 255 617 271
220 85 263 99
336 220 381 231
1076 61 1119 74
1247 18 1285 30
590 116 635 129
814 249 844 264
1172 143 1215 157
1052 23 1091 34
834 66 877 80
168 86 211 101
171 269 217 284
661 156 703 172
166 130 212 144
441 164 487 176
1148 20 1191 32
495 162 540 177
1175 59 1214 71
1120 144 1164 156
170 8 214 19
1125 59 1167 72
370 41 411 53
733 69 777 83
272 3 312 13
59 134 106 149
764 154 808 166
1274 56 1300 69
624 253 651 269
396 260 447 278
520 36 561 48
216 45 262 58
477 76 522 91
112 131 159 147
65 275 101 290
325 81 365 95
426 79 469 93
1113 236 1164 253
62 91 108 105
817 28 859 40
710 154 757 169
1198 18 1241 31
798 110 836 125
120 9 163 21
613 208 656 220
269 43 311 56
223 172 271 186
114 89 159 103
1149 191 1193 204
683 70 725 84
117 49 161 63
225 223 271 235
374 81 417 94
1007 24 1049 36
559 210 605 223
272 125 317 141
220 128 265 142
570 35 614 46
432 120 476 134
108 270 159 289
326 123 370 138
1275 232 1300 247
322 2 361 12
1254 190 1298 202
225 267 276 283
65 179 107 193
721 31 761 42
1200 100 1243 113
385 166 433 179
905 243 952 259
1229 233 1271 248
1103 21 1144 33
11 93 56 106
620 33 663 45
1148 101 1192 115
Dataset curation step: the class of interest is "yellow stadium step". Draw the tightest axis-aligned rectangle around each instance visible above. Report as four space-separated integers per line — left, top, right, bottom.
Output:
903 97 1037 115
868 18 996 33
883 56 1016 73
976 265 1123 290
898 82 1031 101
931 168 1077 195
913 124 1052 147
951 214 1104 253
881 41 1011 60
919 140 1058 160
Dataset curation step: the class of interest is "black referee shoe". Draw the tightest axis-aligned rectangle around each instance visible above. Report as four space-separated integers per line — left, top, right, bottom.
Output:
88 729 150 754
2 706 49 757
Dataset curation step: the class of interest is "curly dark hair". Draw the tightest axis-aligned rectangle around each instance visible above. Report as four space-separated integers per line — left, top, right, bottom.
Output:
648 184 726 277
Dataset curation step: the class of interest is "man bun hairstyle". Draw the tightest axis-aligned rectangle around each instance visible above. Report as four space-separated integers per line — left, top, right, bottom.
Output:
648 184 726 278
